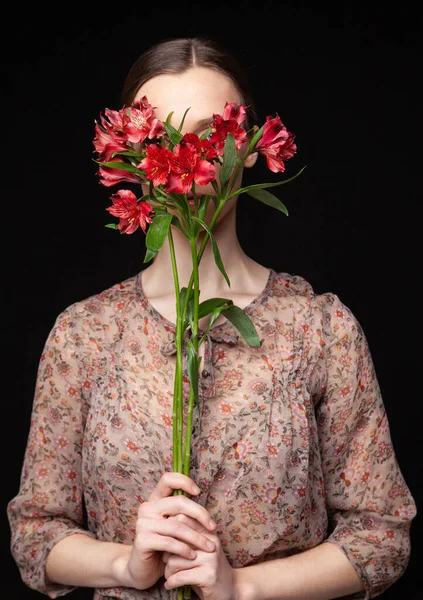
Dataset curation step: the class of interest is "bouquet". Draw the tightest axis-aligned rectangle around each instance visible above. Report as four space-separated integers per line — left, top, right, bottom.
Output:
93 97 303 598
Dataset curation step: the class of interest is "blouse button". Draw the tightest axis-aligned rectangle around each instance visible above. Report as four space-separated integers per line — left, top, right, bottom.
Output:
201 369 210 378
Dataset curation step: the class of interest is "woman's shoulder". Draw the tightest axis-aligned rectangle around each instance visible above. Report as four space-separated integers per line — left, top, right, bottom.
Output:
53 273 140 333
273 270 361 337
273 269 336 309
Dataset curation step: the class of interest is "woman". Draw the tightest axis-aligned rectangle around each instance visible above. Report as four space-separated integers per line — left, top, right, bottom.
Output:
7 37 417 600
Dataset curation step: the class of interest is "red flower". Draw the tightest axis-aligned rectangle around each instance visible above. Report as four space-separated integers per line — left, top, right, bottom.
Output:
98 159 142 187
181 133 217 159
106 190 154 234
209 102 248 156
103 108 129 134
93 117 128 163
260 136 297 173
256 115 290 151
123 96 165 144
222 102 247 125
137 144 173 187
255 114 297 173
166 140 216 195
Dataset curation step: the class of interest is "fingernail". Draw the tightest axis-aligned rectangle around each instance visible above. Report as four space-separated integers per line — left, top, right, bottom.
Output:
206 540 215 550
209 520 216 529
192 484 200 493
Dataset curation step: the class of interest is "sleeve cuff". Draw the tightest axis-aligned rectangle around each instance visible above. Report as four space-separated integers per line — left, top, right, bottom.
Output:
324 539 372 600
40 528 97 599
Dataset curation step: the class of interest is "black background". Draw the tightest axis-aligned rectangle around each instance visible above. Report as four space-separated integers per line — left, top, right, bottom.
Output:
3 1 422 598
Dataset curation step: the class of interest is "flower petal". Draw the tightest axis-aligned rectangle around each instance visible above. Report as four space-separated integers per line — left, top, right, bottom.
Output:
193 159 215 186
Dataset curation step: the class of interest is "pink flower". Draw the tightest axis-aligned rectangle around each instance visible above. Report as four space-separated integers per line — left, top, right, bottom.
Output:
123 96 165 144
166 140 216 195
106 190 154 234
98 159 142 187
209 102 248 156
255 115 297 173
138 144 173 187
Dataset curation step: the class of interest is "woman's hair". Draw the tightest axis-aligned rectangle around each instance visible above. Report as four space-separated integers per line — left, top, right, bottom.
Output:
121 37 258 130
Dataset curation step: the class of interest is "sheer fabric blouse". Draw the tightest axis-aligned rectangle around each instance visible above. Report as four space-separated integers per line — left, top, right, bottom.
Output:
7 268 417 599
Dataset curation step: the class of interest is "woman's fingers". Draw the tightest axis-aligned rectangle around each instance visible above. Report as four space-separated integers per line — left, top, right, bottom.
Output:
161 514 212 564
148 472 200 502
154 517 216 554
139 494 216 533
137 529 198 561
171 513 209 533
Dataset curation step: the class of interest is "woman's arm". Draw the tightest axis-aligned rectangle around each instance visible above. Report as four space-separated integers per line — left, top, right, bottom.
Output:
6 305 148 598
234 541 364 600
234 292 417 600
45 533 140 589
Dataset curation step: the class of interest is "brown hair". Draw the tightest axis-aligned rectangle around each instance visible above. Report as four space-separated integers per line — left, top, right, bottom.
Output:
121 37 258 130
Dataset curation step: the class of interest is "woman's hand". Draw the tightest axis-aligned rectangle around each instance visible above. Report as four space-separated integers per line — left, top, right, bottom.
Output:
115 472 217 591
161 513 238 600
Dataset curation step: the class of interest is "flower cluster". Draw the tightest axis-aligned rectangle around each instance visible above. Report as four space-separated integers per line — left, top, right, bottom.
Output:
93 96 297 234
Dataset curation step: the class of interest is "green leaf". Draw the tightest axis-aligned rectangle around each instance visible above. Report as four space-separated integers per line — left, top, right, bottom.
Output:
195 297 262 348
191 217 230 287
221 305 262 347
143 247 157 263
198 195 211 222
219 133 237 188
235 166 307 196
145 213 173 254
151 207 168 216
149 181 155 201
246 188 289 216
170 215 185 234
211 180 221 198
97 160 144 175
111 149 143 161
197 297 233 319
247 125 264 151
186 339 200 401
200 127 212 140
164 122 183 147
178 107 191 132
105 223 119 230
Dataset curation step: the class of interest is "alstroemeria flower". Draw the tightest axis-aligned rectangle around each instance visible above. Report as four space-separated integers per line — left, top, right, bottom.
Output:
138 144 173 187
106 190 154 234
98 159 142 187
222 102 247 125
255 115 290 151
93 117 128 163
255 114 297 172
209 102 248 156
260 135 297 173
181 133 217 159
166 141 216 195
123 96 165 144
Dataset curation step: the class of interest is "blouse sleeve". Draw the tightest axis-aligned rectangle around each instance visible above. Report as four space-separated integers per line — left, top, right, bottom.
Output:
7 305 97 598
313 293 417 599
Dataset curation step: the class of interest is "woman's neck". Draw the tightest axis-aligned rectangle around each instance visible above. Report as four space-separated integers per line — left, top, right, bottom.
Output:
141 201 265 300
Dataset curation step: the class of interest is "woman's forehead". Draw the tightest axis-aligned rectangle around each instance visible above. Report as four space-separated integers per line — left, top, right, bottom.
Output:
134 67 241 129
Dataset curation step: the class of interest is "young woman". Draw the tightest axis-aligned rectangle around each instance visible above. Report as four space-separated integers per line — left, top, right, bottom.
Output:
7 37 417 600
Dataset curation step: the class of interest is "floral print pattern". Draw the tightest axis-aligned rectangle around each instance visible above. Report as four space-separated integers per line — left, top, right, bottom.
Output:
7 268 417 599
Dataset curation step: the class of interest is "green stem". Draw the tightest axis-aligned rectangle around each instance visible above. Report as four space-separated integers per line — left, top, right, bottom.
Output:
168 227 184 489
169 194 229 600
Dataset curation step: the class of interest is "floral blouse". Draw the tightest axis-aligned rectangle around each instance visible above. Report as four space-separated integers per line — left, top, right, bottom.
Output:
7 267 417 600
